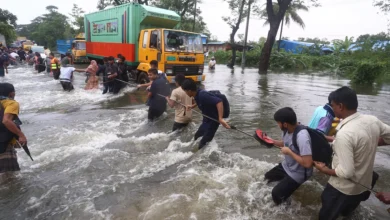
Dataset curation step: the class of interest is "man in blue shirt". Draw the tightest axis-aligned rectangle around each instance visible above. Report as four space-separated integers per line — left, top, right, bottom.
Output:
308 91 336 135
147 68 170 121
181 79 230 150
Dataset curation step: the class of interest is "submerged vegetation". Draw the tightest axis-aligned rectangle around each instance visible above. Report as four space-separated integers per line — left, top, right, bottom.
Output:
211 33 390 84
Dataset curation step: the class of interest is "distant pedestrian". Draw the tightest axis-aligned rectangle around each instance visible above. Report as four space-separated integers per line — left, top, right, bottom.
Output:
74 60 99 90
49 53 61 80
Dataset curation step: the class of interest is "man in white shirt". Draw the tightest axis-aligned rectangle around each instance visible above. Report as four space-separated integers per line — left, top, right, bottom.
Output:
59 56 75 92
166 74 193 131
208 57 216 69
314 86 390 220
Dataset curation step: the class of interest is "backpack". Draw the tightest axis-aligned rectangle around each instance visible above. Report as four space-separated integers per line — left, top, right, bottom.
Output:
292 125 333 167
208 90 230 118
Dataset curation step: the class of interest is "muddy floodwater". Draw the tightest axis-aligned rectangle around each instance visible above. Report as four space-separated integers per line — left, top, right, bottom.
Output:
1 64 390 220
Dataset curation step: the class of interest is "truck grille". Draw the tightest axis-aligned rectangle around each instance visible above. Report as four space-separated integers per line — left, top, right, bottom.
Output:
173 66 200 75
178 56 196 62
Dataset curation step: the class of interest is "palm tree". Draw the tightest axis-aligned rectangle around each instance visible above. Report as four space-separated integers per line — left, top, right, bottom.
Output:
259 2 308 51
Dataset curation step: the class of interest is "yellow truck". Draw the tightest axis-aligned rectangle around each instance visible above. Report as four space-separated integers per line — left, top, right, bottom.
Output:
84 3 205 84
57 33 89 64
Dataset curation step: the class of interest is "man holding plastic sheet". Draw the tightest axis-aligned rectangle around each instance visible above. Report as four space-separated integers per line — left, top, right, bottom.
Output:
181 79 230 151
313 86 390 220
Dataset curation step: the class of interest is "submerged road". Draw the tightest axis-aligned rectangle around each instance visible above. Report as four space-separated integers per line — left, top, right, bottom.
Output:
1 64 390 220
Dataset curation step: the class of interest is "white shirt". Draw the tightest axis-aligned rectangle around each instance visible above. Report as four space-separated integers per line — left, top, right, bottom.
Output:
209 60 216 67
329 113 390 195
10 52 18 58
60 67 75 82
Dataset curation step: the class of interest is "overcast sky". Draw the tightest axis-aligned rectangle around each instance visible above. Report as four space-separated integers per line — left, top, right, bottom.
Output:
3 0 389 42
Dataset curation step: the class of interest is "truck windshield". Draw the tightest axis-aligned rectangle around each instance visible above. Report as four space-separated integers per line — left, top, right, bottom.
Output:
76 42 86 50
164 30 203 53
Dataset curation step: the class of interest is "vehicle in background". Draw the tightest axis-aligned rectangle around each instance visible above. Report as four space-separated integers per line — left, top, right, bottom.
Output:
23 41 34 51
31 46 47 59
84 3 205 84
56 33 88 63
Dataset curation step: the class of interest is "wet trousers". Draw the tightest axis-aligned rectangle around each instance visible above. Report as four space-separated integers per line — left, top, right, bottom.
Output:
264 163 301 205
194 121 220 149
319 171 379 220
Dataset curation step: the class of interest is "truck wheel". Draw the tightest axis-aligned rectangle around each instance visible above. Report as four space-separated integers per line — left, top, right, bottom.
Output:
138 72 149 84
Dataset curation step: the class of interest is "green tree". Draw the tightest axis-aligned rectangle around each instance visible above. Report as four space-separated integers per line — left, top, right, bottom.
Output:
69 4 85 34
257 0 320 74
223 0 248 68
332 36 354 53
29 6 73 49
374 0 390 13
0 9 18 44
97 0 149 10
260 1 308 51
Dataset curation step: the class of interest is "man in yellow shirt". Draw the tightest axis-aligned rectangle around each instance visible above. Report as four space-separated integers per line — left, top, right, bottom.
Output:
0 83 27 174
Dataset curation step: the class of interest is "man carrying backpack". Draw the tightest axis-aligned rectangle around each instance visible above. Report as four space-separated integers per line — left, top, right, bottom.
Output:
181 79 230 151
265 107 314 205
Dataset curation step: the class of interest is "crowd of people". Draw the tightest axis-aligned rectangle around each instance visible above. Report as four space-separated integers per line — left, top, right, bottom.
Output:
1 43 390 219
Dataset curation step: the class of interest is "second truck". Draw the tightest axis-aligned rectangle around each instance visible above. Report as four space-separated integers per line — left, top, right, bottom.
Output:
84 3 205 84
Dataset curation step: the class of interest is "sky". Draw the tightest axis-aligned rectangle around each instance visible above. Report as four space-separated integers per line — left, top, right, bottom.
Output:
3 0 389 42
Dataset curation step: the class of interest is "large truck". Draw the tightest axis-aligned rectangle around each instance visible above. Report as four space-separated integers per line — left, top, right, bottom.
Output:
56 33 88 63
84 3 205 84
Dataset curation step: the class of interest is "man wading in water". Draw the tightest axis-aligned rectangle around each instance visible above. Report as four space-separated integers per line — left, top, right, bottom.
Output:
181 79 230 151
166 74 193 131
265 107 313 205
0 83 28 181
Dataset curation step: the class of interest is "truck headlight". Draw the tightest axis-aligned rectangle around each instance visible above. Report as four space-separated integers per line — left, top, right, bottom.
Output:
198 69 203 74
166 69 173 75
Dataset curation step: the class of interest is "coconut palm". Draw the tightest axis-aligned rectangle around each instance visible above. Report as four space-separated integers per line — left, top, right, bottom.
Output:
259 2 308 51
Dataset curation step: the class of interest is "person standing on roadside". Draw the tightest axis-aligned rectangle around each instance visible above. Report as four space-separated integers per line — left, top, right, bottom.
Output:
166 74 193 131
181 79 230 150
314 86 390 220
0 83 28 176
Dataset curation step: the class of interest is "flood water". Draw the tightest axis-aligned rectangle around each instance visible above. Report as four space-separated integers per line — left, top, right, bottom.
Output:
1 64 390 220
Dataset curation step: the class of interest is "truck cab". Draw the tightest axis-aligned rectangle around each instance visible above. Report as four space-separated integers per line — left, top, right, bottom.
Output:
137 29 205 83
71 33 89 63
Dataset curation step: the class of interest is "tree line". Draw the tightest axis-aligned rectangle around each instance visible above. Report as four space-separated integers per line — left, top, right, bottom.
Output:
1 0 389 74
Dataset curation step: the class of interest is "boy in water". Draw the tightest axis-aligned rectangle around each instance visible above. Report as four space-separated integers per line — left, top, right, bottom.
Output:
265 107 313 205
147 68 170 121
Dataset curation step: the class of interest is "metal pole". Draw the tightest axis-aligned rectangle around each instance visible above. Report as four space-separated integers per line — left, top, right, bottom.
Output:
193 0 197 32
241 0 252 68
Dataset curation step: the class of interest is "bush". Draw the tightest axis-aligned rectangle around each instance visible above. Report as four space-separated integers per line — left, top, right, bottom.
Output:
351 62 384 84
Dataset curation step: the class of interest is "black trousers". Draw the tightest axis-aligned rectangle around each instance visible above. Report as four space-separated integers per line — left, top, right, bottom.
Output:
194 121 220 149
172 122 189 132
60 81 74 92
319 171 379 220
53 70 60 80
148 107 165 121
264 163 301 205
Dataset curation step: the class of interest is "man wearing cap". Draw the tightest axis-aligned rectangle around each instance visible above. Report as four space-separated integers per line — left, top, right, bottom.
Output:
0 83 27 175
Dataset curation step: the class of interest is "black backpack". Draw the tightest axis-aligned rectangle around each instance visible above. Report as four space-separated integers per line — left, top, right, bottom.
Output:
208 90 230 118
292 125 333 167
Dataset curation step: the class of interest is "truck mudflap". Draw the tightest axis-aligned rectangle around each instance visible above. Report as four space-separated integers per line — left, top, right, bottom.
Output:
166 75 205 83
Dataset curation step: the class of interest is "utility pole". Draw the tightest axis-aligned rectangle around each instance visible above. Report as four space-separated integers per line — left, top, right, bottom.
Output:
193 0 197 32
241 0 252 69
